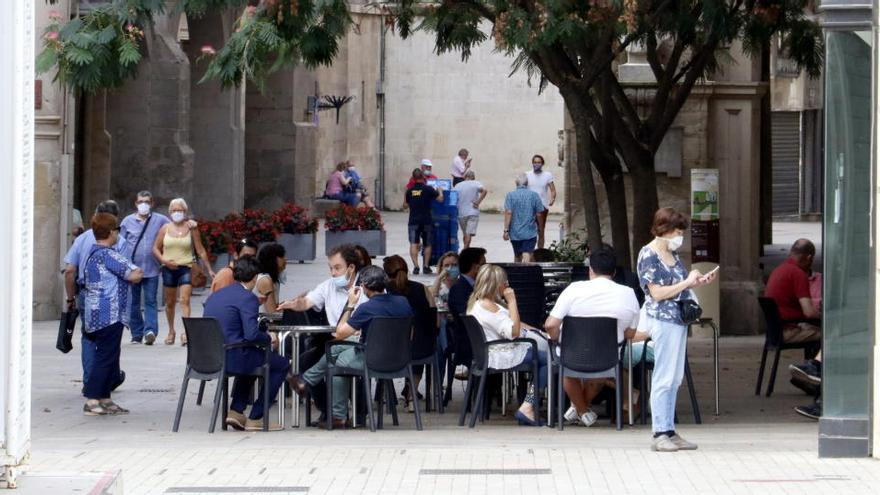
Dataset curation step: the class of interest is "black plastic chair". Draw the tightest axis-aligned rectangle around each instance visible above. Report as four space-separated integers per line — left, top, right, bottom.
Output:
755 297 821 397
554 316 623 431
410 307 444 413
324 316 422 432
496 264 546 327
458 315 540 428
172 317 271 433
443 311 472 407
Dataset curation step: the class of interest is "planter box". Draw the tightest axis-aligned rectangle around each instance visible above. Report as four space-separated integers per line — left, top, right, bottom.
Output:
325 230 386 257
278 233 317 262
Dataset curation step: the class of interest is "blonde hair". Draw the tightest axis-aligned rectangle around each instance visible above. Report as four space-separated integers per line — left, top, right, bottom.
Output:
467 264 508 312
169 197 188 212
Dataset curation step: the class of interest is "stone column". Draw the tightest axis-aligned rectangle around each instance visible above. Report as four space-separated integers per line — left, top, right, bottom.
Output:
0 0 34 486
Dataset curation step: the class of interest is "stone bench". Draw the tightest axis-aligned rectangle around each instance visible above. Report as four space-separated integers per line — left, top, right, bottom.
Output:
313 198 342 217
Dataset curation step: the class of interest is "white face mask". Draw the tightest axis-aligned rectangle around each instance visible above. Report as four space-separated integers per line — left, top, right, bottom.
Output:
171 211 185 223
659 235 684 251
137 203 151 216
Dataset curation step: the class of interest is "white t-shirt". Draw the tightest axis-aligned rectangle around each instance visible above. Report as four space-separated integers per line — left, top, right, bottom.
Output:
306 278 368 326
549 277 639 342
454 180 484 217
526 170 555 208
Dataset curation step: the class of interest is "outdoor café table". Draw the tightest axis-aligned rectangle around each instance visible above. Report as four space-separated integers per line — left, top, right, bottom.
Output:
266 323 336 428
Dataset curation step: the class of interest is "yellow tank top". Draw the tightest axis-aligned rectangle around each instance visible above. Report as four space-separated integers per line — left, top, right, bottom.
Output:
163 231 193 267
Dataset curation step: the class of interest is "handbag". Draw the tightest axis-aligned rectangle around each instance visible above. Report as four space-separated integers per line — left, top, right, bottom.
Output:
188 230 208 288
677 299 703 325
56 308 78 353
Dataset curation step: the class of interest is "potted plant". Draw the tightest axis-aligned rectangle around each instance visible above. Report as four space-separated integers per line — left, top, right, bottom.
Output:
223 208 278 251
324 205 386 256
273 203 319 262
198 219 232 273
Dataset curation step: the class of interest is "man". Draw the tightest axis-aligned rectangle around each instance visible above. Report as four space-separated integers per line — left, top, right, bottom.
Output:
503 173 546 262
404 168 444 275
526 154 556 249
450 148 472 186
278 244 367 422
63 200 127 393
406 159 439 189
289 266 413 428
204 256 291 431
119 191 170 345
544 247 640 427
453 170 487 249
447 247 487 382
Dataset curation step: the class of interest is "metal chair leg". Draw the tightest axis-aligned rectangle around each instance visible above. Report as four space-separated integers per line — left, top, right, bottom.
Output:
615 365 623 431
172 371 191 432
755 345 769 395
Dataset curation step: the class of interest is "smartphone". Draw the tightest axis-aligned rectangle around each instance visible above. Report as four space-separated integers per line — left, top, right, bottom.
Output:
706 266 720 276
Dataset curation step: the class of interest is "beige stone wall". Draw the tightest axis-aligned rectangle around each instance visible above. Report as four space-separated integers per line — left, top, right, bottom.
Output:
313 16 565 212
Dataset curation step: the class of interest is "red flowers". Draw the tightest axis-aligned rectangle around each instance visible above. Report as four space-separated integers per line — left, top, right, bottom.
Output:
198 203 318 256
324 205 383 232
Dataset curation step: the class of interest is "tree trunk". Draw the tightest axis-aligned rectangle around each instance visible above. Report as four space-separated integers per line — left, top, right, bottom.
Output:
628 151 660 253
561 89 603 251
589 132 632 269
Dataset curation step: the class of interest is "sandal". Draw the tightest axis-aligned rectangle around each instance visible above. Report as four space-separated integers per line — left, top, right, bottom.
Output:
180 335 187 347
165 331 175 345
100 400 129 415
83 401 109 416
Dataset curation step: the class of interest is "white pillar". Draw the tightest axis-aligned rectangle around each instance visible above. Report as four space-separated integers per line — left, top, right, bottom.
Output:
0 0 34 488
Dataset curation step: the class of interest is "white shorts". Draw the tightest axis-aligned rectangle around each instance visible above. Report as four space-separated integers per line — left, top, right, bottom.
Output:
459 215 479 235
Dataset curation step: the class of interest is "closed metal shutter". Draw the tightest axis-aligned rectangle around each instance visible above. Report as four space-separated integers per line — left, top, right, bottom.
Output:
771 111 802 217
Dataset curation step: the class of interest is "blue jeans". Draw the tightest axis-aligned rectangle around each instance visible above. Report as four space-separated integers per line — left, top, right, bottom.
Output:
303 340 364 420
649 318 688 433
83 322 124 400
77 293 96 387
129 276 159 340
521 334 550 390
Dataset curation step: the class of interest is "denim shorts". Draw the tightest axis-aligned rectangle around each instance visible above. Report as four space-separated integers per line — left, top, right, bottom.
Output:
408 223 433 245
162 266 192 288
510 237 537 255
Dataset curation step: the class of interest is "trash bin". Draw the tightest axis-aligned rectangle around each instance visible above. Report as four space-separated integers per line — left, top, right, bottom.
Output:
427 180 459 266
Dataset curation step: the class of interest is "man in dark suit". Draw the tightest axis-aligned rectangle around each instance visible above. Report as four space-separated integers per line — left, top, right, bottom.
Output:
203 256 292 431
445 247 486 390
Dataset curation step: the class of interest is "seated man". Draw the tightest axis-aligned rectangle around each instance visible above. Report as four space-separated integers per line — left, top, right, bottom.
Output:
203 256 292 431
544 247 640 427
288 266 413 428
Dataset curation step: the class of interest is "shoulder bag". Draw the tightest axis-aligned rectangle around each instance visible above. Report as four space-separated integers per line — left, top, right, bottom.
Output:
189 230 208 289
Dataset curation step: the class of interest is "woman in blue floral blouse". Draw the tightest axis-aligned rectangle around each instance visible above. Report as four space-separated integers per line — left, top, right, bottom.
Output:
637 207 716 452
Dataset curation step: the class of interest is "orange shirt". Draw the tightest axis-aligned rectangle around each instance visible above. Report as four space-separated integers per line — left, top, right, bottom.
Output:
211 266 235 293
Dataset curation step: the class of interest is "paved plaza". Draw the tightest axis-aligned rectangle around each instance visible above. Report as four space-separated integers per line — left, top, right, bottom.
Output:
21 214 879 494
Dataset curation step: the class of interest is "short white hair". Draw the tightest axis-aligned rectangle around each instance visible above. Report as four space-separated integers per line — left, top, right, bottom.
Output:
169 197 188 211
464 170 476 180
515 173 528 187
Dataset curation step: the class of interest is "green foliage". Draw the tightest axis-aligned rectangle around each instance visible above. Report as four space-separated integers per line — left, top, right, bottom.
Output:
548 229 589 263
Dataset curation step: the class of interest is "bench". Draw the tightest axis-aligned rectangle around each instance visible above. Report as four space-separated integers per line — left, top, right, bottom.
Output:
312 198 341 217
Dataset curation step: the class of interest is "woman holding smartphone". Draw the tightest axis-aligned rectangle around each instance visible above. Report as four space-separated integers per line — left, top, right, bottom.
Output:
636 207 716 452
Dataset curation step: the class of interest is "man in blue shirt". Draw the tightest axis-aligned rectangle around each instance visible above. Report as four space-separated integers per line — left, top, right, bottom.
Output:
203 256 291 431
119 191 170 344
503 173 546 262
289 266 413 428
63 200 127 391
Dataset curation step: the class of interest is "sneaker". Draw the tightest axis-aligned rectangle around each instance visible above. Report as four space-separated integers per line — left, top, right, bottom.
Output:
789 360 821 384
563 406 579 424
794 401 821 420
790 377 820 396
423 266 433 275
651 434 679 452
669 434 698 450
413 267 420 275
130 338 142 345
144 332 156 346
225 410 247 431
454 365 469 380
579 410 598 427
244 418 283 431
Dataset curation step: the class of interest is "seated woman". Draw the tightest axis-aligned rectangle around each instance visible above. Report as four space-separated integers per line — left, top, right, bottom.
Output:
325 161 360 206
430 251 459 354
344 160 376 209
383 255 437 412
467 264 549 426
254 243 287 313
211 238 259 292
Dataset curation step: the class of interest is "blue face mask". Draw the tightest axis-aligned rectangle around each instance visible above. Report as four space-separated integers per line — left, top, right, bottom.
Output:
332 272 350 288
446 266 460 279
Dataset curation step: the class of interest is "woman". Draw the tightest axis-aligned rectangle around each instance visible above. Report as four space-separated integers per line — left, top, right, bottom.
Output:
254 242 287 313
211 238 259 292
383 255 437 412
82 212 143 415
344 160 376 209
324 161 360 206
637 207 715 452
467 264 549 426
430 251 459 353
153 198 214 346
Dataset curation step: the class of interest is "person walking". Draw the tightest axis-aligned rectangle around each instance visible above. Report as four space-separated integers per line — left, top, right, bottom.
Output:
81 213 144 416
450 148 472 186
453 170 487 249
404 168 444 274
406 159 439 189
503 173 545 263
525 154 556 249
119 191 170 345
636 207 716 452
152 198 214 346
